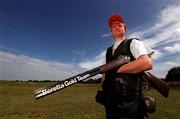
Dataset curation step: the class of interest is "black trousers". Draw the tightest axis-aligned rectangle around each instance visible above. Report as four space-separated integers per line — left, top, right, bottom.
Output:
105 106 144 119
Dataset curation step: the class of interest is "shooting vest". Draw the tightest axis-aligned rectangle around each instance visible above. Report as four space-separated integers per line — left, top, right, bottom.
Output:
102 38 145 118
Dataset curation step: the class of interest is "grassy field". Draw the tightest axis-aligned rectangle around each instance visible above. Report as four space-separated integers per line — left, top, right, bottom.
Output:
0 81 180 119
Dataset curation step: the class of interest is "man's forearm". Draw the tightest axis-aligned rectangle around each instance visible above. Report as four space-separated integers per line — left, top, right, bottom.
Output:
117 55 152 74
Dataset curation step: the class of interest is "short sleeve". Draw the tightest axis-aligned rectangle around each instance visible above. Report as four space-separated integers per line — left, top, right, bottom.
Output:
130 39 154 59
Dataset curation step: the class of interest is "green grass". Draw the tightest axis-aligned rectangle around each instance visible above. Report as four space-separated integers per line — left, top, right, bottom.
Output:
0 81 180 119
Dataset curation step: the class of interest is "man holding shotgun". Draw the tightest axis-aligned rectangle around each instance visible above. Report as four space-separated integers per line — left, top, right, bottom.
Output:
34 13 168 118
96 14 154 119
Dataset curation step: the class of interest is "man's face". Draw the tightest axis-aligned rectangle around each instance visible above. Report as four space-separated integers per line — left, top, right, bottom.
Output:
110 21 126 37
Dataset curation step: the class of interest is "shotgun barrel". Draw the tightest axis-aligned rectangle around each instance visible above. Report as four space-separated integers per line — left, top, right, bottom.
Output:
34 55 130 99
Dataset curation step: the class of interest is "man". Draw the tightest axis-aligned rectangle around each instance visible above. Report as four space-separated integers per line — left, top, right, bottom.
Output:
96 14 154 119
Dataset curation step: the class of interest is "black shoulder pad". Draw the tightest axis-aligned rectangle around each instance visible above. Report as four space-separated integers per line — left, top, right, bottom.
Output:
128 38 140 41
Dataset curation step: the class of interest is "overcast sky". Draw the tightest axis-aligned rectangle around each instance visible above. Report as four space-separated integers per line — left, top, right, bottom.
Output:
0 0 180 80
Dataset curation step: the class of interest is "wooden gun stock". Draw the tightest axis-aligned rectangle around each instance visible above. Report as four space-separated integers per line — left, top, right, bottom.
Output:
142 72 169 97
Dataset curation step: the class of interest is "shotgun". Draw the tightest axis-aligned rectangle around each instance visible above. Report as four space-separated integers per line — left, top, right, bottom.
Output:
34 55 130 99
142 72 169 97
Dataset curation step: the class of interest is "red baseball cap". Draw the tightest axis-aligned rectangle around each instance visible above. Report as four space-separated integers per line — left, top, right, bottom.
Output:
108 14 125 27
